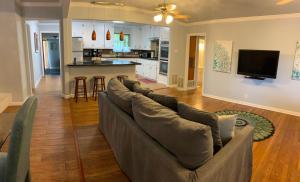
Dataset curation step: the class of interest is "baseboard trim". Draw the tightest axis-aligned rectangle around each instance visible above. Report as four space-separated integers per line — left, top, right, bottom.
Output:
202 93 300 117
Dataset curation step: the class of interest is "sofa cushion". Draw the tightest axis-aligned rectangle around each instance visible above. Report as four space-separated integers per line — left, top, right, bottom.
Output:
177 102 223 153
107 78 136 116
132 83 153 96
147 93 178 111
218 115 237 145
132 94 213 169
123 79 140 91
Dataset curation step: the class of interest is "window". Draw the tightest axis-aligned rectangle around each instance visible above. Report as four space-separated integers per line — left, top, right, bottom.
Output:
113 33 130 52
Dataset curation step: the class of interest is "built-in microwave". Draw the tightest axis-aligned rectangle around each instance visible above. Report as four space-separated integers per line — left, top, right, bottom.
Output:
160 41 169 61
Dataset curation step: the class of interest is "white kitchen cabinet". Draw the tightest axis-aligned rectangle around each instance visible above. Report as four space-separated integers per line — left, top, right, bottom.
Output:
104 23 114 49
160 27 170 41
131 26 142 50
72 21 116 49
150 26 160 38
141 25 151 50
137 59 157 80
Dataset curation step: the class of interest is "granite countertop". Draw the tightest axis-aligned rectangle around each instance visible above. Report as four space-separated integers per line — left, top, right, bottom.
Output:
67 60 141 67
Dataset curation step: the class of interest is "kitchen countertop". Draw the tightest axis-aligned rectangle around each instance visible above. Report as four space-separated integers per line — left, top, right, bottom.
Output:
67 60 141 67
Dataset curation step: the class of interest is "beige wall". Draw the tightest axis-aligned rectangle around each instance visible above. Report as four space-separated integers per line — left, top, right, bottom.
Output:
187 17 300 114
0 0 30 103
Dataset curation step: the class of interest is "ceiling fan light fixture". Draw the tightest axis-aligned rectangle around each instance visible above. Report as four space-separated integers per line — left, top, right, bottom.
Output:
165 15 173 24
154 14 163 22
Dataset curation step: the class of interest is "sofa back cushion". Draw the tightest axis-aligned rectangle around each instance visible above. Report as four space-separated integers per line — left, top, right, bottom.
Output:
132 83 153 96
178 102 223 153
107 78 136 116
132 94 213 169
147 92 178 111
123 79 140 91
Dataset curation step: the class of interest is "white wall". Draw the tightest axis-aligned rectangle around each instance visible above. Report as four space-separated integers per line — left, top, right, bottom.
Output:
39 23 59 32
27 21 43 88
187 17 300 114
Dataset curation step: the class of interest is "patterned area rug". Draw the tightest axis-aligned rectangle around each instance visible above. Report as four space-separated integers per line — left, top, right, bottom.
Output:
215 110 275 141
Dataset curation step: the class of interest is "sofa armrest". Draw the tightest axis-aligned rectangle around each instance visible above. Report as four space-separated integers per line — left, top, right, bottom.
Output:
194 125 254 182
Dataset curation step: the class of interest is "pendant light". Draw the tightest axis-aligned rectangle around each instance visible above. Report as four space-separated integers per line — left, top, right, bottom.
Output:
103 5 111 41
120 31 124 41
92 29 97 41
91 2 96 41
106 29 111 40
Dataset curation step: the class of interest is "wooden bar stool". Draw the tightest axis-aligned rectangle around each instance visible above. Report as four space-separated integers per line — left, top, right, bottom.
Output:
74 76 88 103
117 75 128 83
92 76 106 100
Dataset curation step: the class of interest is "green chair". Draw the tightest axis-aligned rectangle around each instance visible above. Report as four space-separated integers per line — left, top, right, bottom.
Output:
0 96 37 182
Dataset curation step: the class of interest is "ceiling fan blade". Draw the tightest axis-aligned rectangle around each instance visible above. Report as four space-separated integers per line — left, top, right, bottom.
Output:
174 14 189 20
276 0 293 5
165 4 176 11
91 1 125 6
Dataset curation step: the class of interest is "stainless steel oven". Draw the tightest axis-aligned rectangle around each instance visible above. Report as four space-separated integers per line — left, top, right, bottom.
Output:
160 41 169 61
159 61 168 75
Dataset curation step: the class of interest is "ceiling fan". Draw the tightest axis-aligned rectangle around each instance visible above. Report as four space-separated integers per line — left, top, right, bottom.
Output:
276 0 294 5
153 0 189 24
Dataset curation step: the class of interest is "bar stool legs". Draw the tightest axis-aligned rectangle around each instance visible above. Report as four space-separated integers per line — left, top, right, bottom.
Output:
74 76 88 103
92 76 106 100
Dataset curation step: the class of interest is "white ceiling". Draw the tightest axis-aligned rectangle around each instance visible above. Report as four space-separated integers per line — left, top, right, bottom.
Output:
71 0 300 22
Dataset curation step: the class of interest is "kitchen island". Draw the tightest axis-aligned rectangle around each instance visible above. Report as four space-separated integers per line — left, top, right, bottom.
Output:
66 60 141 97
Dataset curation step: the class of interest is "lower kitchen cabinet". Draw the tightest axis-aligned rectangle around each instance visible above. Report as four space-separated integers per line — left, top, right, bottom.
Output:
135 59 157 81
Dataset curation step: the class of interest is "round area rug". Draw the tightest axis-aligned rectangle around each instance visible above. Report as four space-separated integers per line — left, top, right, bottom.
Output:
215 110 275 142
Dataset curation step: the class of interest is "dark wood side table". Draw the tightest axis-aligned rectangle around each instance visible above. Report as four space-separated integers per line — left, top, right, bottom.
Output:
0 113 16 150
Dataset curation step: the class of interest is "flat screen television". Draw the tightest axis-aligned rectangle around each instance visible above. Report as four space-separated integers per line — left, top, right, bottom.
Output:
237 49 280 79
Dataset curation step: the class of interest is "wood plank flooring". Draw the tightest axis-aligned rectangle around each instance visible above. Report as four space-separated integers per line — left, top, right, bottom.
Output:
3 76 300 181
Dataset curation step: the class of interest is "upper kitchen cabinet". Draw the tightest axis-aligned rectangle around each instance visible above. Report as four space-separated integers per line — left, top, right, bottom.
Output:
72 21 115 49
160 27 170 41
141 25 151 50
149 26 160 38
104 23 114 49
130 26 142 50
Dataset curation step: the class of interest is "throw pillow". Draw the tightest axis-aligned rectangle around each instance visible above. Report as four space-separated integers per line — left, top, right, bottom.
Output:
177 102 223 153
132 94 213 170
147 92 178 111
218 115 237 145
107 78 136 116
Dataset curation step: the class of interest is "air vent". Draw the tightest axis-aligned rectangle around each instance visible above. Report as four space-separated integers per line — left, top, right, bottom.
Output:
177 76 184 88
169 74 178 85
187 80 196 88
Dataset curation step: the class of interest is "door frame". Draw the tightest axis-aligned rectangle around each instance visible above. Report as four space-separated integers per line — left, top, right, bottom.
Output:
40 31 60 76
184 33 206 93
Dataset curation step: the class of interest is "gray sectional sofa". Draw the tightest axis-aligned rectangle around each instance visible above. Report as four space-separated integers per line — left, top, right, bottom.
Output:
98 78 254 182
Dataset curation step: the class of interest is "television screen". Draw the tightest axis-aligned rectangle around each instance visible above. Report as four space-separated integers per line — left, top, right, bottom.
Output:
237 49 280 79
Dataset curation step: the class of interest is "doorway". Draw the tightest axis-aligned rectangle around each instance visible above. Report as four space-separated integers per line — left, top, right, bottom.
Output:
25 20 61 95
186 34 206 90
41 33 61 75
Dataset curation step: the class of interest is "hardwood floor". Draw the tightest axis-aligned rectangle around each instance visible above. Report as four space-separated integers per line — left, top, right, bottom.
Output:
3 76 300 181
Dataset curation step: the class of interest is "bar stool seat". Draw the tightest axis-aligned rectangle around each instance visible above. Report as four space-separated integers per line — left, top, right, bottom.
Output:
74 76 88 103
92 75 106 100
117 75 128 83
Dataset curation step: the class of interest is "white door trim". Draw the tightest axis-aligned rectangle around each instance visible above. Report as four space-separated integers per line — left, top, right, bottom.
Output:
184 33 206 93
